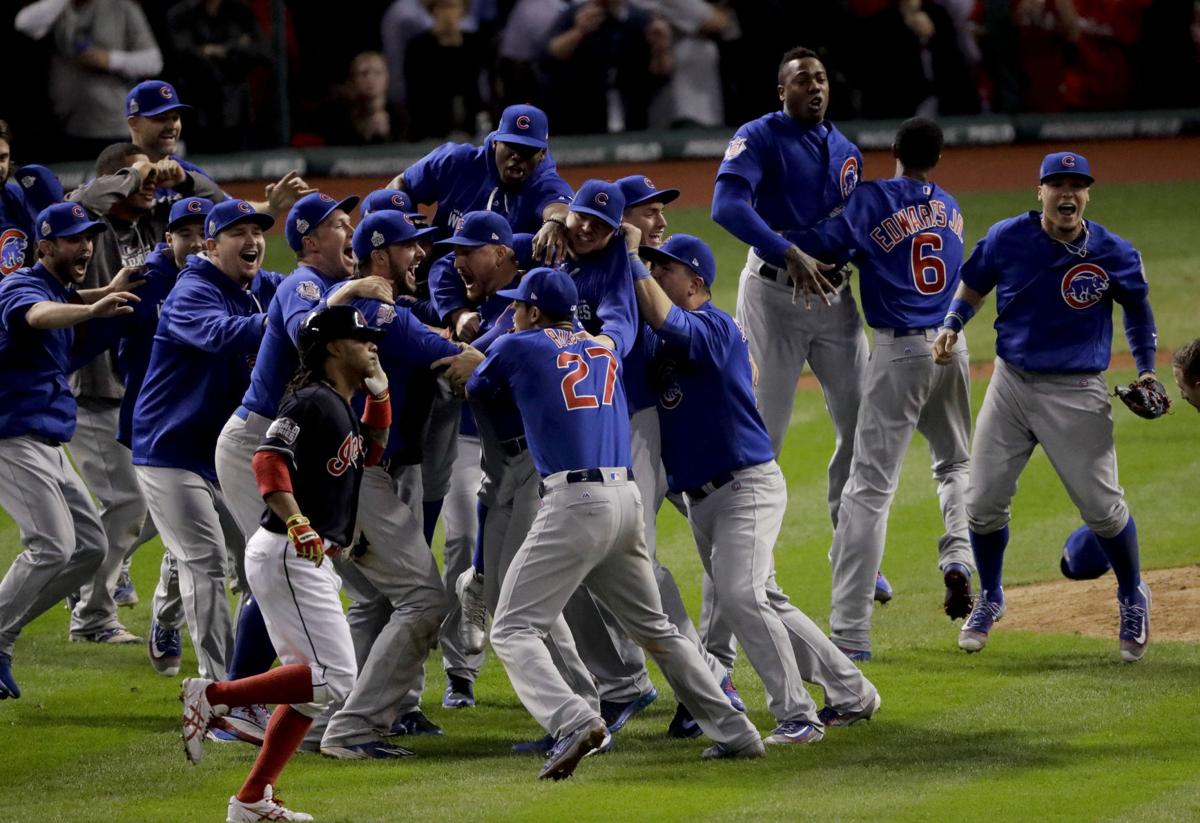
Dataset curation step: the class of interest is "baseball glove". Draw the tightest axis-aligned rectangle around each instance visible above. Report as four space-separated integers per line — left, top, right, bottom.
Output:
1114 376 1171 420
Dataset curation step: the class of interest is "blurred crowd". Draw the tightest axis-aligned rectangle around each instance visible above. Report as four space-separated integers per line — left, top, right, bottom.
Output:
3 0 1198 163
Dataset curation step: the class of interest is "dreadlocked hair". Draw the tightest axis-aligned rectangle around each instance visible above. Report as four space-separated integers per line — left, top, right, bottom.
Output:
284 363 320 397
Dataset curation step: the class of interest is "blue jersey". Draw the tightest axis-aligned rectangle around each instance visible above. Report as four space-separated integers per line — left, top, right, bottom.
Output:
132 257 267 480
401 135 573 239
646 303 774 492
0 264 80 441
565 241 637 358
0 184 35 277
156 155 225 204
962 212 1153 373
716 113 863 263
326 284 460 465
467 327 631 476
239 265 341 419
800 178 965 330
115 244 180 446
427 253 470 324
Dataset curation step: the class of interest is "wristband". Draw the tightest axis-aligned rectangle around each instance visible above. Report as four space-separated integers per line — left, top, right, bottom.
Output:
629 254 652 281
941 298 976 333
286 513 309 528
362 391 391 429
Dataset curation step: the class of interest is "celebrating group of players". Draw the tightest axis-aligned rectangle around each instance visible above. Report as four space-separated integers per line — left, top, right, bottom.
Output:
1 44 1197 823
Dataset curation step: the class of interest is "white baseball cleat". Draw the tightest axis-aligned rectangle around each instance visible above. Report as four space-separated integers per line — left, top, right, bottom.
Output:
180 677 226 765
455 567 487 655
1118 581 1151 663
226 785 313 822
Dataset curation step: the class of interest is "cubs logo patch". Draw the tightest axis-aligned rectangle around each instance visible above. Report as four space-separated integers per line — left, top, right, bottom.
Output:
71 205 86 219
1062 154 1076 168
390 193 406 208
296 280 321 301
1061 263 1110 309
643 177 655 190
318 193 334 203
266 416 300 446
237 201 252 213
376 304 396 325
0 228 28 275
515 114 531 130
594 191 609 207
402 213 414 226
187 199 204 213
159 85 174 99
660 382 683 409
724 136 747 161
840 157 860 199
294 218 310 234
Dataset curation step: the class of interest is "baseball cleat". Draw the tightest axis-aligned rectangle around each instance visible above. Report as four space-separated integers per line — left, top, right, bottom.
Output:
442 674 475 709
538 718 607 781
511 733 555 755
765 720 825 745
147 620 182 676
212 704 269 746
226 784 313 822
600 687 657 733
320 739 416 760
587 728 615 757
701 737 766 759
959 592 1006 653
817 691 882 727
113 571 139 607
389 709 443 737
180 677 225 764
943 562 973 620
667 703 702 739
873 571 893 604
70 626 142 644
1118 581 1151 662
833 643 872 662
720 671 746 712
455 567 487 655
0 652 20 699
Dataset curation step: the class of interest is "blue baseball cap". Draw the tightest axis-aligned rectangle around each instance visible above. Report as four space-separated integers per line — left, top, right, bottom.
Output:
570 180 625 231
495 104 549 149
13 165 65 220
639 233 717 286
205 199 274 239
167 197 214 232
352 210 438 262
286 192 360 251
360 188 416 218
512 232 536 270
432 211 514 254
496 266 578 317
1040 151 1094 185
1060 524 1112 581
36 202 105 239
126 80 190 118
617 174 680 209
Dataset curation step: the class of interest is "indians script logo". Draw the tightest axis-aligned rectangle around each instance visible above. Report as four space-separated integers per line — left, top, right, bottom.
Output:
1061 263 1110 309
840 157 860 199
0 228 28 275
327 432 364 476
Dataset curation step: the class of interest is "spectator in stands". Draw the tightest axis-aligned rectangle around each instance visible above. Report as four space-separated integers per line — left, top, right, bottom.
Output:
405 0 487 141
859 0 980 117
496 0 567 109
637 0 740 128
164 0 272 153
381 0 480 114
543 0 674 134
1010 0 1080 112
14 0 163 160
322 52 404 145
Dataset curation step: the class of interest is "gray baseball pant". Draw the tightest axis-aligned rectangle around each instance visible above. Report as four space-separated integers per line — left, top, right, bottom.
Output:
320 465 449 747
66 400 147 636
440 434 484 682
149 501 242 632
967 359 1129 538
420 386 461 504
688 461 878 723
0 436 107 656
829 328 974 652
135 465 239 680
214 409 273 593
492 470 760 750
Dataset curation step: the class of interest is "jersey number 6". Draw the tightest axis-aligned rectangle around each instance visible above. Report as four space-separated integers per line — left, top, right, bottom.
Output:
911 232 947 295
558 346 618 411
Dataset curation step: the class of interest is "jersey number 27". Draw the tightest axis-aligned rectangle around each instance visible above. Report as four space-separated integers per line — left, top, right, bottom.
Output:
911 232 947 295
558 346 618 411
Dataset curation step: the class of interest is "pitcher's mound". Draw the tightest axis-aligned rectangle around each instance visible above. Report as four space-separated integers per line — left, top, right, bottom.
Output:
1003 565 1200 642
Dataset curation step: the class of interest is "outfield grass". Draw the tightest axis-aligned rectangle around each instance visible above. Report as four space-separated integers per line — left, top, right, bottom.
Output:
2 182 1198 822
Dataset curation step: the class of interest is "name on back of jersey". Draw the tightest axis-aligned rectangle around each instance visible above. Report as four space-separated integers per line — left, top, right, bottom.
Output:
869 199 963 253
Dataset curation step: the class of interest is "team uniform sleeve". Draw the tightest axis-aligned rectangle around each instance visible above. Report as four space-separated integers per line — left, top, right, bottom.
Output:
656 304 725 363
465 337 513 400
0 280 52 330
595 255 638 357
1110 246 1158 374
257 392 317 467
399 308 461 366
797 184 872 262
280 278 325 345
473 306 515 353
959 229 999 295
427 254 470 322
68 169 142 216
401 143 470 205
163 284 265 354
711 176 791 268
527 168 575 216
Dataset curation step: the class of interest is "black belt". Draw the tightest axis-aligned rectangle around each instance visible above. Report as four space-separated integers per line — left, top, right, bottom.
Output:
890 327 933 337
756 262 848 292
27 433 63 448
538 467 634 497
683 471 736 501
500 435 527 457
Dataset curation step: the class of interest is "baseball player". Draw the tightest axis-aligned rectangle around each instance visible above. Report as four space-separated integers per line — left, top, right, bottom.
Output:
632 230 881 741
1172 339 1200 412
180 304 385 823
0 203 139 699
132 199 275 687
934 151 1158 662
796 118 975 660
463 266 764 779
315 210 463 758
1 160 66 277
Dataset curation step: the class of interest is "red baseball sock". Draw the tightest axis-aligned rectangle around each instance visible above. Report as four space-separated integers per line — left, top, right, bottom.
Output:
205 663 313 708
237 705 313 804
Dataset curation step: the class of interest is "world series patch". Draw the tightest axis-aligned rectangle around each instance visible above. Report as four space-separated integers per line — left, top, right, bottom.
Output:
266 416 300 445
